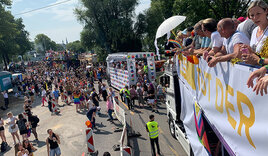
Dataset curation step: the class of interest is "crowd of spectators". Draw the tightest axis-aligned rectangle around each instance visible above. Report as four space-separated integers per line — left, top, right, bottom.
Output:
173 0 268 96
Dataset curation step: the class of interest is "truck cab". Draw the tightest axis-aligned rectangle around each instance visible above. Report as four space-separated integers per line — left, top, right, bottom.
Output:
160 61 192 155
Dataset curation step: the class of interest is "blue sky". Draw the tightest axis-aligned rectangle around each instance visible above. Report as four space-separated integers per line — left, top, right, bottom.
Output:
11 0 151 43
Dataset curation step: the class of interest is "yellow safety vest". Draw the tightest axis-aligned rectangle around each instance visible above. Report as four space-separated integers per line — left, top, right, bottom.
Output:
125 89 130 98
120 88 125 94
146 121 159 139
144 65 148 73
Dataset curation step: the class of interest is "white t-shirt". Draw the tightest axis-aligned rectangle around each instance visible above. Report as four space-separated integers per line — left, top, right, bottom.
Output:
223 32 250 54
250 26 268 53
41 90 46 97
3 93 8 98
211 31 224 48
87 99 93 109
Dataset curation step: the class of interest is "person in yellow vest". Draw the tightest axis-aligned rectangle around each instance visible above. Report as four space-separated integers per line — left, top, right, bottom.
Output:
146 115 161 156
119 88 125 102
144 62 148 74
124 85 132 110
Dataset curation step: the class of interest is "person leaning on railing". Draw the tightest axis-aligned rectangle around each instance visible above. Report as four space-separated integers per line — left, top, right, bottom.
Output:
241 0 268 66
207 18 250 67
247 65 268 96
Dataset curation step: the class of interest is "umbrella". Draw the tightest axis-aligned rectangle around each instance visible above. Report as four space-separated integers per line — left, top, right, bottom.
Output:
155 15 186 60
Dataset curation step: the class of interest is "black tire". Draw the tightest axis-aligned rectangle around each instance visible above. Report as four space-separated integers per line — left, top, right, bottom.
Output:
168 117 176 138
190 145 194 156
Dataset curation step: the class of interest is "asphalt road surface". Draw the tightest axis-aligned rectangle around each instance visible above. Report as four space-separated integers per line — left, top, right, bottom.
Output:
0 82 187 156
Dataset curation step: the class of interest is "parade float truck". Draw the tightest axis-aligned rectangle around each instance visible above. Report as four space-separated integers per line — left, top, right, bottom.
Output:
106 52 156 90
160 54 268 156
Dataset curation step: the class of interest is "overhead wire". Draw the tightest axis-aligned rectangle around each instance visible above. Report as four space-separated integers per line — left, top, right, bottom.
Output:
14 0 72 16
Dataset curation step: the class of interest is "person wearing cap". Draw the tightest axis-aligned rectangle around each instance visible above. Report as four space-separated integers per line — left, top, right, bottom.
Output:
146 115 161 156
237 18 257 40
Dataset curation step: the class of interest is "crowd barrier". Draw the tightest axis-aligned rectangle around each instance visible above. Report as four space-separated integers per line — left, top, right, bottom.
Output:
113 96 132 156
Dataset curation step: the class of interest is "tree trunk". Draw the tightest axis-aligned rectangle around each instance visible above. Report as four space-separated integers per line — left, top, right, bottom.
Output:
2 54 7 71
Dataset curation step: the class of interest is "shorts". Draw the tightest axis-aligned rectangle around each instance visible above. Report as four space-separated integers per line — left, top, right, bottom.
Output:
74 98 80 104
0 126 4 131
67 91 72 96
20 129 28 135
50 147 61 156
148 99 155 104
138 96 144 104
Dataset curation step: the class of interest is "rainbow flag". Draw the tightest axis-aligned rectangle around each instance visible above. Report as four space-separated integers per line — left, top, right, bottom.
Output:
168 39 183 49
193 102 212 155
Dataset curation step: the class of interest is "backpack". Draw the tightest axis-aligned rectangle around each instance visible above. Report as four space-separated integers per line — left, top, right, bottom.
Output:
33 116 40 124
1 141 8 152
17 120 27 131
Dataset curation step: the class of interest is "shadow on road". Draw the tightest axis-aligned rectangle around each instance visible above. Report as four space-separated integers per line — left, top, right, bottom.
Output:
33 140 46 148
94 129 112 135
98 113 108 118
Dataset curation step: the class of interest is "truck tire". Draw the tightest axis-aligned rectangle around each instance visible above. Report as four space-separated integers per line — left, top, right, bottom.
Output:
168 118 176 138
190 145 194 156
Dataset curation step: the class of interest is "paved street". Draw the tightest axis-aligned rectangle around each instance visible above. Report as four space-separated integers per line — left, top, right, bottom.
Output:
114 92 188 156
0 83 187 156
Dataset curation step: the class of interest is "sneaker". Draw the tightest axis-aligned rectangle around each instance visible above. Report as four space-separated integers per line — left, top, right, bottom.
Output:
152 110 155 112
156 110 159 113
107 119 111 121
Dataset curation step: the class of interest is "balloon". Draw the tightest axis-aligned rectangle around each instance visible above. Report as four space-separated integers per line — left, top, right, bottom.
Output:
85 120 92 128
186 55 194 64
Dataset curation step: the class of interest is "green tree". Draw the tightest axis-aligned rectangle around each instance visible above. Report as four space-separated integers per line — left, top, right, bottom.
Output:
172 0 251 28
75 0 142 54
14 18 32 58
55 44 65 51
34 34 53 53
0 1 31 69
66 40 86 53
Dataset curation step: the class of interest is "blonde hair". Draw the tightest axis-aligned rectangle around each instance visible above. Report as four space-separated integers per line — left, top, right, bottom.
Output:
247 0 268 18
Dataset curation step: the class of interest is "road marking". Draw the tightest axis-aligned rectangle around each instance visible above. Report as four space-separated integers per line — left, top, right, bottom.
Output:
168 145 180 156
117 95 135 115
159 127 163 134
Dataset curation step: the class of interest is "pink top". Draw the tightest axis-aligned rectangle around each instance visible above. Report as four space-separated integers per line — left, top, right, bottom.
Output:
107 100 113 110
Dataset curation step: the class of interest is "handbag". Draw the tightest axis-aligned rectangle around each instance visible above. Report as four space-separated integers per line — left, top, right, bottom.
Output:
11 124 16 129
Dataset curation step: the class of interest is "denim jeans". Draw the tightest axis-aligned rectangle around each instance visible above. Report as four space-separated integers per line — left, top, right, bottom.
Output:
50 147 61 156
108 109 114 120
87 115 96 129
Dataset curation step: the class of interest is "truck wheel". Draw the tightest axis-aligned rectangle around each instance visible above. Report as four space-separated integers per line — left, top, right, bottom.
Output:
190 145 194 156
169 118 176 138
